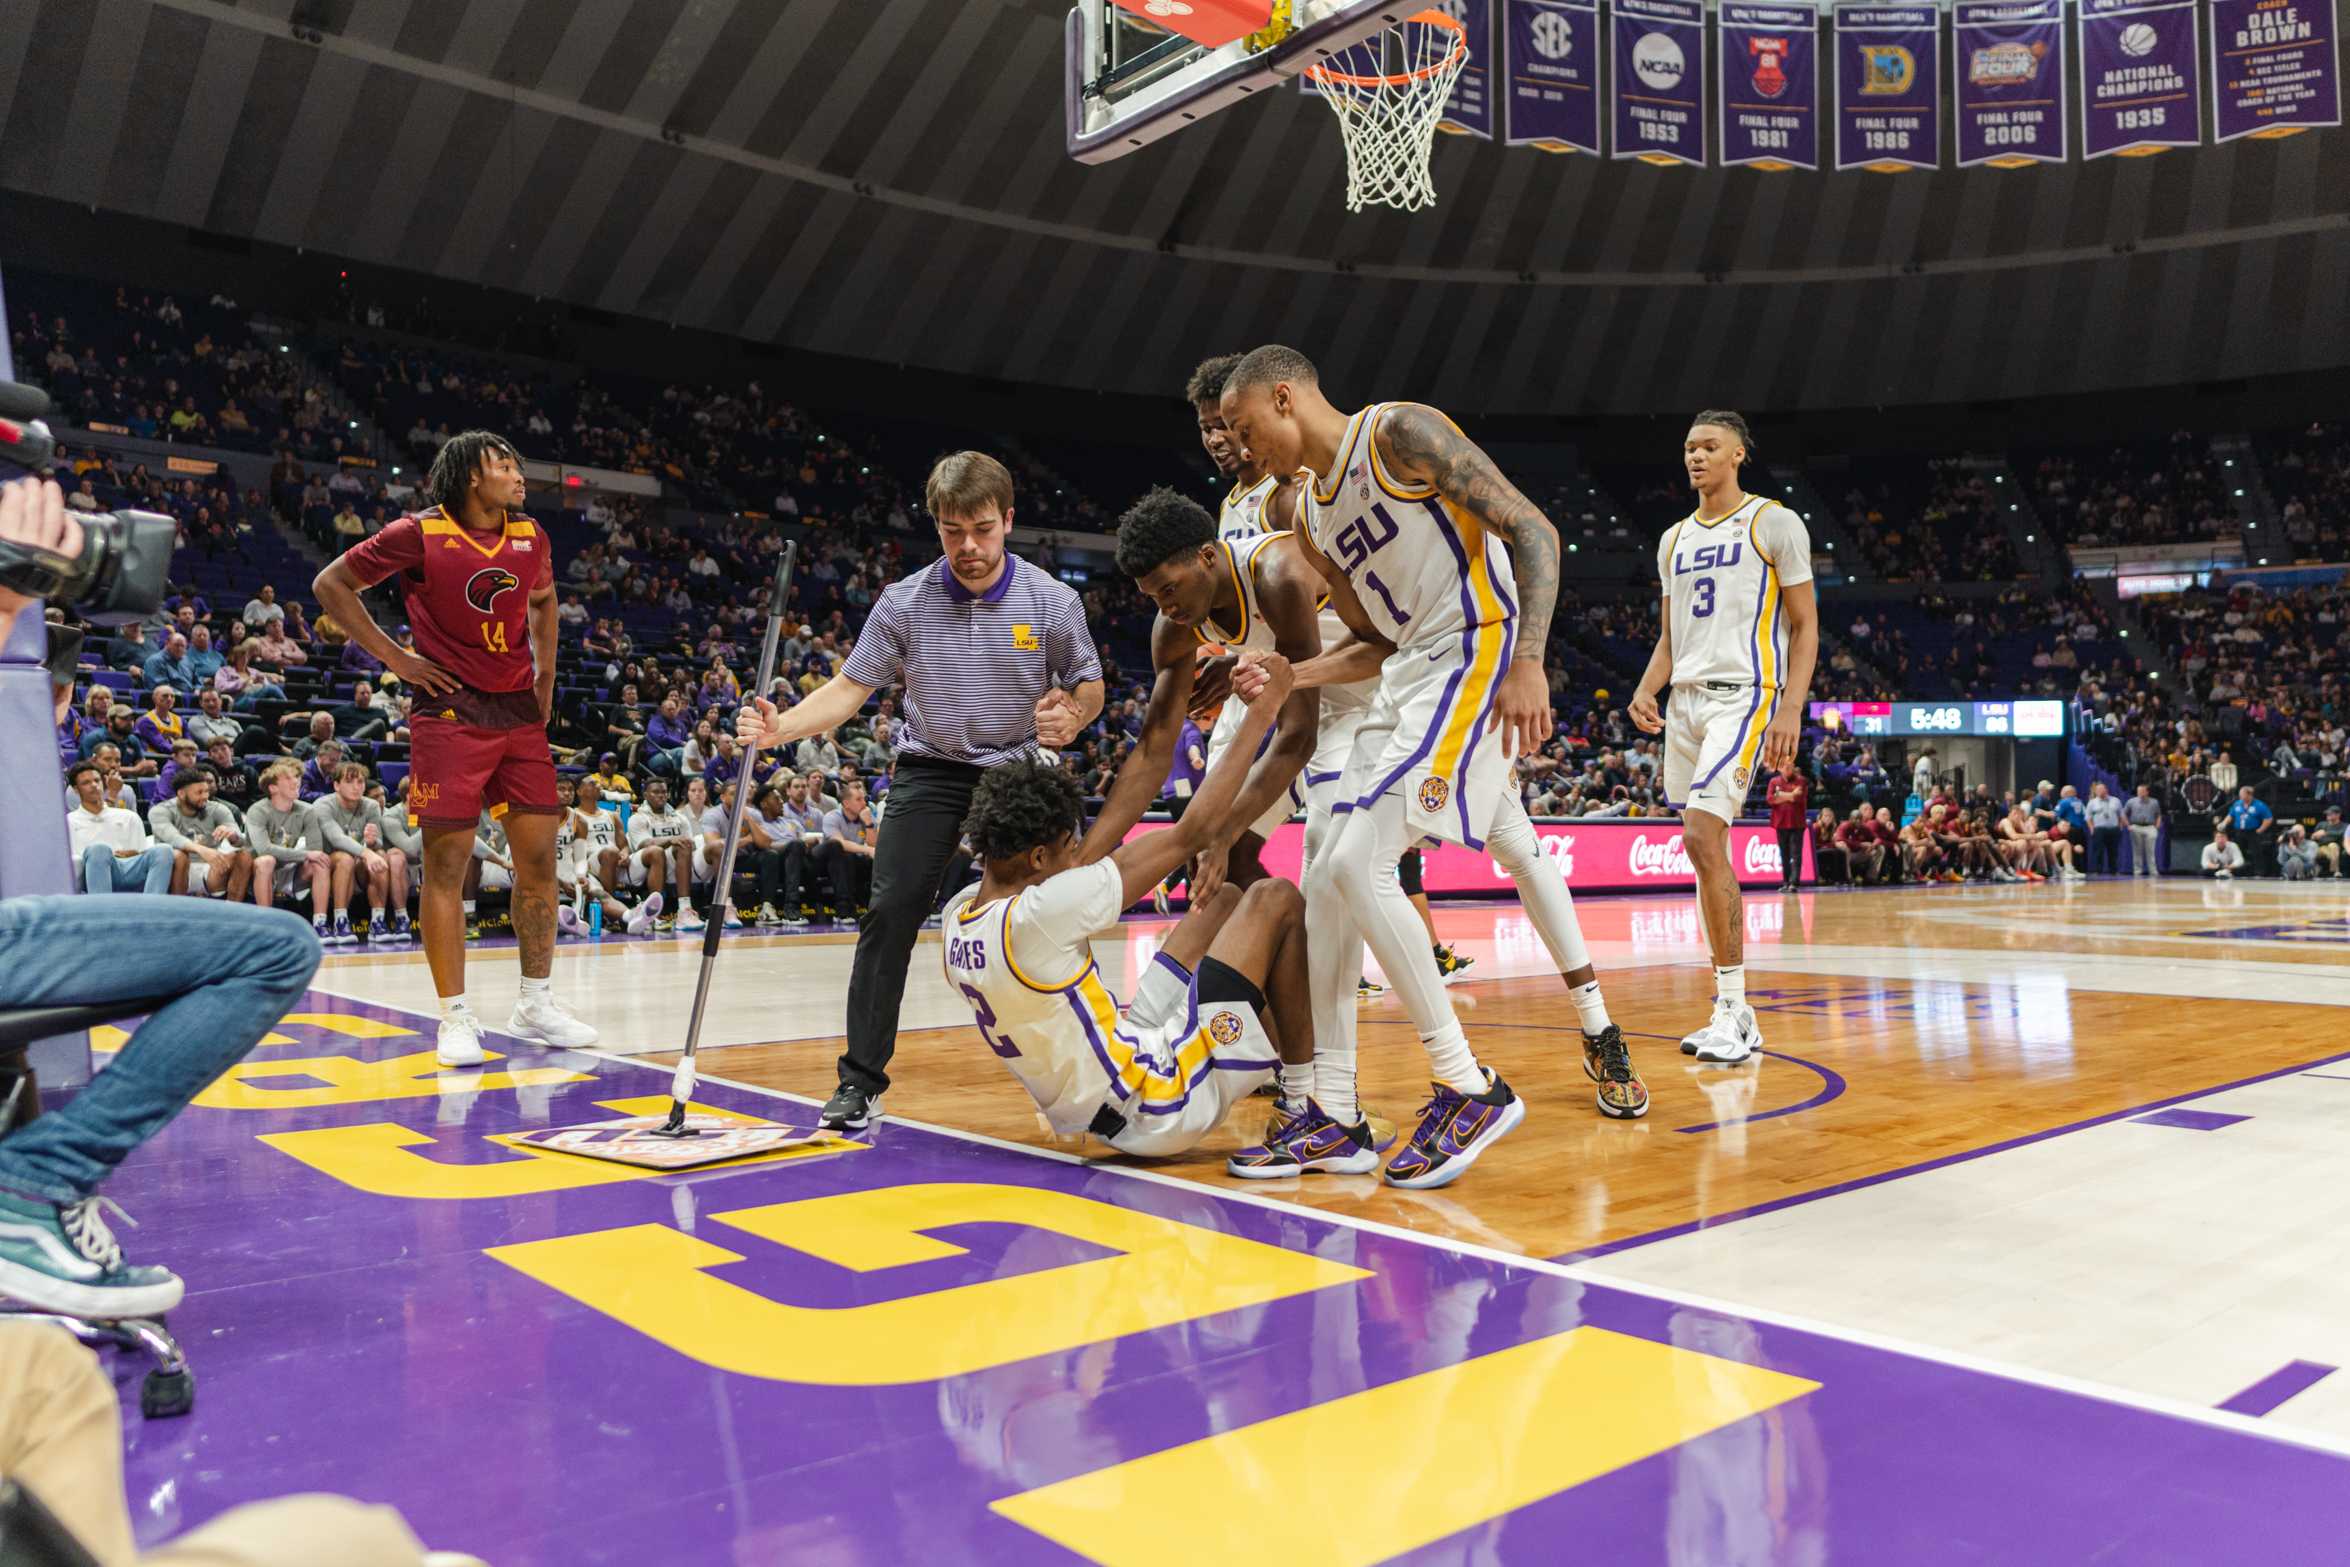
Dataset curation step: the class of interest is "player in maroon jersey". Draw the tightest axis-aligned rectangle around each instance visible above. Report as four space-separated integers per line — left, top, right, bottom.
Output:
313 431 598 1066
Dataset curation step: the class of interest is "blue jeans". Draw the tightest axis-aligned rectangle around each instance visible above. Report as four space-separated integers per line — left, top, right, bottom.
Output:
80 844 173 895
231 682 286 710
0 897 321 1202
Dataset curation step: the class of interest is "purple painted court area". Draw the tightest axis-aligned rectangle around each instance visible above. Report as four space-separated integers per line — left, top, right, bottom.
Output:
2134 1108 2254 1132
97 992 2350 1565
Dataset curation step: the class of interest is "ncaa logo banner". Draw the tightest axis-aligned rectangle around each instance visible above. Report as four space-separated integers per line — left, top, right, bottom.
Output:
1953 0 2068 166
1612 0 1708 165
1504 0 1603 153
1833 3 1942 170
2078 0 2204 156
2211 0 2341 143
1718 1 1821 169
1436 0 1498 138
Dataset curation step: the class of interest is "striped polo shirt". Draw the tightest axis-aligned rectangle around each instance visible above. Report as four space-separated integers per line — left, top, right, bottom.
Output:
840 555 1101 767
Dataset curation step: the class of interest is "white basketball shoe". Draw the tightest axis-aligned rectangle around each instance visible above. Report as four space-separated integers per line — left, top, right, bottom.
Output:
506 994 600 1050
1687 997 1763 1064
436 1009 487 1069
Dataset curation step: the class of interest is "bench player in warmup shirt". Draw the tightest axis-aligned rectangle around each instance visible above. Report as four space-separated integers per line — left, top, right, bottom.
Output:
945 652 1369 1174
1626 412 1818 1065
1222 345 1641 1190
314 430 597 1067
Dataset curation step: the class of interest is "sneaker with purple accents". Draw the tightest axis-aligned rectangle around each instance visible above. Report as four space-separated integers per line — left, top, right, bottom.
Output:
1227 1101 1380 1178
1382 1071 1526 1190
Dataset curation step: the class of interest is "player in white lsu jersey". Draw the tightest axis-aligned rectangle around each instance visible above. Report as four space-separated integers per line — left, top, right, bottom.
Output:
945 655 1377 1175
1627 411 1819 1065
1192 351 1299 542
1223 345 1644 1191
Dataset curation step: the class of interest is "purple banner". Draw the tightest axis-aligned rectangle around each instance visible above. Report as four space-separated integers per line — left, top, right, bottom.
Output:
1436 0 1498 138
1504 0 1603 152
1613 0 1707 164
1719 2 1820 169
2212 0 2341 141
2079 0 2203 156
1954 0 2067 166
1833 4 1942 170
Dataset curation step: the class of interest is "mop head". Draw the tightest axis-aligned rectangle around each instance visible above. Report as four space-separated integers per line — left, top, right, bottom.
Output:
510 1114 845 1171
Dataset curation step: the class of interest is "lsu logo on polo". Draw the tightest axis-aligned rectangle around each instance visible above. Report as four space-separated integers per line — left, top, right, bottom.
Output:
465 567 521 614
1207 1011 1245 1047
1418 776 1450 813
1010 623 1041 651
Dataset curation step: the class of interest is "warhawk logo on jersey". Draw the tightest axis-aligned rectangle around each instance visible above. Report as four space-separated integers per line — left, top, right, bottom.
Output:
1207 1010 1245 1047
1417 776 1451 813
465 567 521 614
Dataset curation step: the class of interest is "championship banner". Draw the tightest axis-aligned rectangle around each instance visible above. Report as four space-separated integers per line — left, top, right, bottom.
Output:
1504 0 1603 153
1834 4 1942 170
2078 0 2203 156
2211 0 2341 142
1719 1 1820 169
1953 0 2067 166
1612 0 1707 164
1436 0 1498 137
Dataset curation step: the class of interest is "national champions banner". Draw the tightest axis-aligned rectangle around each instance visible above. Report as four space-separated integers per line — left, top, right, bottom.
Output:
1954 0 2067 166
1436 0 1499 137
1504 0 1603 152
1834 4 1942 169
1719 2 1821 169
1613 0 1707 164
2211 0 2341 141
2078 0 2203 155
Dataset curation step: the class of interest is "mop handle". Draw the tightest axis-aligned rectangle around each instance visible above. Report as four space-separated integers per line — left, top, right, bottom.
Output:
669 539 799 1105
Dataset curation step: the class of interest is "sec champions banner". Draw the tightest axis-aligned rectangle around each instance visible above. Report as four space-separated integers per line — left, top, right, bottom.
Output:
1613 0 1707 164
2211 0 2341 141
1719 2 1821 168
1834 4 1942 170
1505 0 1604 151
1954 0 2067 166
1436 0 1498 137
2079 0 2203 155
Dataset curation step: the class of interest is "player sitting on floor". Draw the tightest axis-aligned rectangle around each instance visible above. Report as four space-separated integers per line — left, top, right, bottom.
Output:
944 652 1377 1177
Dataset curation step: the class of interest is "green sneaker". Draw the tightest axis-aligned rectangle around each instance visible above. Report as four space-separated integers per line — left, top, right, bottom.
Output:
0 1192 184 1318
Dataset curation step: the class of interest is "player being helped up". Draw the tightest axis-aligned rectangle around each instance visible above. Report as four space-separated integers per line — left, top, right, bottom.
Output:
943 651 1378 1177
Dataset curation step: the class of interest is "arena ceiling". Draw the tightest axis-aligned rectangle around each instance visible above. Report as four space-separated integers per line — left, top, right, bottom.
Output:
4 0 2347 416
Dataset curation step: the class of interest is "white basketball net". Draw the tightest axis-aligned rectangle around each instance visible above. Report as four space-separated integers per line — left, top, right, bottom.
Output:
1305 10 1468 213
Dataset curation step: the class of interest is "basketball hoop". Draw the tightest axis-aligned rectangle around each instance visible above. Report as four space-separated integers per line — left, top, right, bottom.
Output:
1303 8 1468 213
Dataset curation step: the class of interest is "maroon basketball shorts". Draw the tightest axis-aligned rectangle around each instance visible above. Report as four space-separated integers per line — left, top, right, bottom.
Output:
407 714 560 827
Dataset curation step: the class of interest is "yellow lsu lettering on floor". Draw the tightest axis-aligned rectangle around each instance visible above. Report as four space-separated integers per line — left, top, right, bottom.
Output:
485 1182 1369 1385
260 1098 864 1199
193 1047 588 1110
993 1326 1820 1566
96 1010 419 1056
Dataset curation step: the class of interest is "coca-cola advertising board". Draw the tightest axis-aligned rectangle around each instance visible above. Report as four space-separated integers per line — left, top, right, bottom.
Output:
1122 818 1808 894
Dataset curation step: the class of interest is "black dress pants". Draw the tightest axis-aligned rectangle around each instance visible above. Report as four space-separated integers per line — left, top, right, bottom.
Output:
839 756 983 1095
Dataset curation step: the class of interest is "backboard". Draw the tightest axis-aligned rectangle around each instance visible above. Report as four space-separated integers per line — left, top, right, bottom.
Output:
1066 2 1423 163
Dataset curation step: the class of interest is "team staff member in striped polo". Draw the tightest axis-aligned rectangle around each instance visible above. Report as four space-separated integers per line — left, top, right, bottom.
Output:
737 452 1103 1130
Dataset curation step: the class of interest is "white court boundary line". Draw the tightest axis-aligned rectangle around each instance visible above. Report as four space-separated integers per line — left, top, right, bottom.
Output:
384 1001 2350 1470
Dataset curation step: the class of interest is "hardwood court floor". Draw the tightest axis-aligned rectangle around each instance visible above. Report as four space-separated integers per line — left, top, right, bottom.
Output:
614 878 2350 1263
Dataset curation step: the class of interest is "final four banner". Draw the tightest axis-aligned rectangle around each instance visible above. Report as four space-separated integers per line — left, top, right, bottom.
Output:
1612 0 1708 164
1718 2 1820 169
1833 5 1943 170
1954 0 2068 166
2211 0 2341 141
1436 1 1498 138
2079 0 2203 155
1504 0 1603 152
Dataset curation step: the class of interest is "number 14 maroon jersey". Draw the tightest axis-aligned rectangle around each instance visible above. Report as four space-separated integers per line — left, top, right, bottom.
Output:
340 506 552 724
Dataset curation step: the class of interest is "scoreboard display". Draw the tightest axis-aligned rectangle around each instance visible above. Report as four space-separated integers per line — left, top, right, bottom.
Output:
1808 700 2065 739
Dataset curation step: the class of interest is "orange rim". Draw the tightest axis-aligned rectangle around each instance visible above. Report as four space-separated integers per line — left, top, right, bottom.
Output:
1303 9 1467 88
